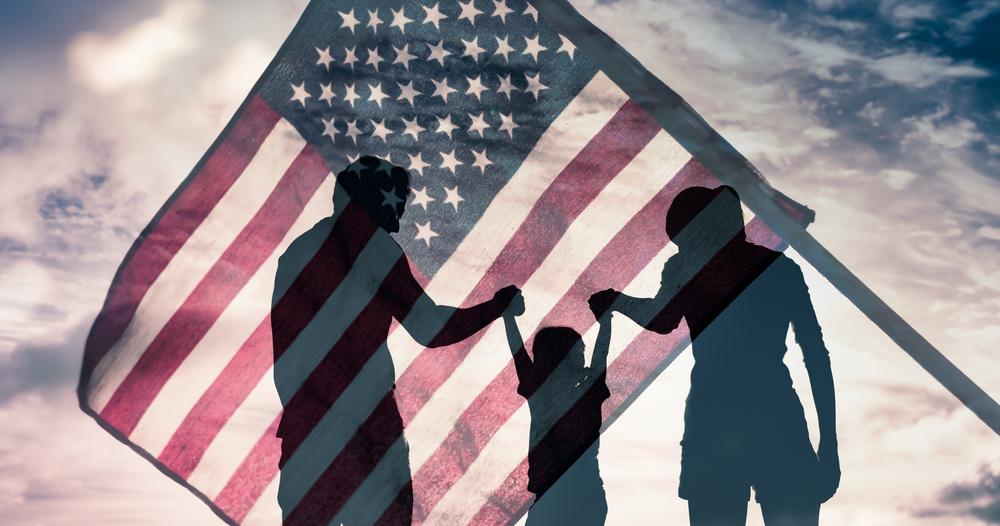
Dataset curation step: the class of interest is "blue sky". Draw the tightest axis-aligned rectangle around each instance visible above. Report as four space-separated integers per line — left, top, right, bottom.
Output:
0 0 998 524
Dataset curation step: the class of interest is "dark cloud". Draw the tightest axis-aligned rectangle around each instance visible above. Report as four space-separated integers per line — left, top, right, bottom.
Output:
918 467 1000 523
0 318 87 404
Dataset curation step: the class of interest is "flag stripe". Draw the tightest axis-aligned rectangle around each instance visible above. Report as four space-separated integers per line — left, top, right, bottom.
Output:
400 159 714 524
81 97 281 382
86 117 309 412
99 145 331 434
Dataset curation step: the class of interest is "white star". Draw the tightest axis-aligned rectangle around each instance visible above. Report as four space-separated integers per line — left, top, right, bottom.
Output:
422 3 447 29
316 46 334 70
461 36 485 61
368 82 389 108
396 81 419 106
492 0 514 21
321 117 337 141
472 149 492 172
414 221 439 246
347 153 359 164
467 112 489 136
557 35 576 59
494 35 515 62
289 82 310 107
411 186 435 211
522 34 545 61
382 188 405 209
498 112 519 137
393 44 416 70
431 78 456 101
523 3 538 21
344 83 360 106
439 148 463 174
407 152 430 175
339 9 360 32
443 186 465 212
401 116 425 140
458 0 483 23
371 119 392 142
367 8 382 31
345 119 363 143
525 72 548 99
343 45 360 68
375 158 395 175
434 115 459 139
390 7 412 31
497 74 515 99
465 75 487 100
426 40 451 65
365 46 382 68
318 82 335 106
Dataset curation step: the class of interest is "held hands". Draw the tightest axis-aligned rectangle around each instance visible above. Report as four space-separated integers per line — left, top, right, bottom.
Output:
816 437 841 502
588 288 618 319
494 285 525 317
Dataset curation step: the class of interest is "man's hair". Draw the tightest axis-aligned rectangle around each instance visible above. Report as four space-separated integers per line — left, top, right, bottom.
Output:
334 155 410 213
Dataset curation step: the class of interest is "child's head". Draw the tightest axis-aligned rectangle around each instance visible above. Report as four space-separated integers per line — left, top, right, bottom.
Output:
533 327 585 376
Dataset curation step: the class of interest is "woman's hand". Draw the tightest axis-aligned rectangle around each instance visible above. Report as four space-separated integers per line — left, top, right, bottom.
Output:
816 438 841 502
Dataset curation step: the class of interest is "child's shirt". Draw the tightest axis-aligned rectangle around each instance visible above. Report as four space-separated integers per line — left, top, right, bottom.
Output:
517 366 610 495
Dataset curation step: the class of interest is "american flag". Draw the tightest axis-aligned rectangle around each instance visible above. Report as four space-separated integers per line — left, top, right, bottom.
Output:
78 0 814 524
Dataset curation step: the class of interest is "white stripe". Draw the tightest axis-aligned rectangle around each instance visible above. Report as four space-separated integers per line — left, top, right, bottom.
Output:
332 133 690 523
234 72 626 521
241 477 280 526
130 176 333 454
87 118 307 412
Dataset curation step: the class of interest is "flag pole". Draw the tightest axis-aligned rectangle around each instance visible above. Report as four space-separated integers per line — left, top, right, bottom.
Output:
531 0 1000 437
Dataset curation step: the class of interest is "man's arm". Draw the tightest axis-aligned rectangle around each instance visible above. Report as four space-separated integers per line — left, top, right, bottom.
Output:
386 257 518 348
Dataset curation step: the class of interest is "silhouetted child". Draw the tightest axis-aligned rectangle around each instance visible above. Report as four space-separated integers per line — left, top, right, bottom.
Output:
502 293 612 526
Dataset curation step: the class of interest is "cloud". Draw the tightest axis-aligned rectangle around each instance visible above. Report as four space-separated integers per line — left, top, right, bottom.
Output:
67 0 203 93
918 467 1000 523
867 52 990 88
977 226 1000 242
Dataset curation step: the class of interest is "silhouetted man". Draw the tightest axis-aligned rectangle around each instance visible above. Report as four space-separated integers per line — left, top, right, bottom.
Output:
272 156 519 525
590 185 839 526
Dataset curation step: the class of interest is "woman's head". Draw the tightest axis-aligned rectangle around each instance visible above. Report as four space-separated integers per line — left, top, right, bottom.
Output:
665 185 744 249
533 327 585 375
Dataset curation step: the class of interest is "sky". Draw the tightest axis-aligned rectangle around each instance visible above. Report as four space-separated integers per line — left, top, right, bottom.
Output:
0 0 998 524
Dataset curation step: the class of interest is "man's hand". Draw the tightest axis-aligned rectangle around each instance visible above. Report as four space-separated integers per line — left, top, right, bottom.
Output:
816 438 841 503
494 285 523 316
588 288 618 318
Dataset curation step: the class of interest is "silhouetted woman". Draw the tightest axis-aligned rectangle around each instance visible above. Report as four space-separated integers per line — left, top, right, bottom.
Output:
503 292 612 526
590 185 839 526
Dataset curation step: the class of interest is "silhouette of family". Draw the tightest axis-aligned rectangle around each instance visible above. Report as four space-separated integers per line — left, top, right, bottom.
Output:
273 156 839 526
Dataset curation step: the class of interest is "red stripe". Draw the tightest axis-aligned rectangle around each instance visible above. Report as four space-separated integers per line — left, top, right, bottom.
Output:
202 99 661 522
80 97 280 386
213 415 282 523
99 145 330 435
395 99 661 423
469 218 791 525
157 202 382 478
400 161 714 524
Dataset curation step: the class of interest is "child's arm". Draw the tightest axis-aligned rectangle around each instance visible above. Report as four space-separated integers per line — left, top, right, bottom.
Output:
591 313 612 374
502 293 533 380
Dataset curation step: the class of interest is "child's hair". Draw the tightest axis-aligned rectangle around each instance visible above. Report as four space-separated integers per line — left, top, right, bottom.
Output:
532 327 584 376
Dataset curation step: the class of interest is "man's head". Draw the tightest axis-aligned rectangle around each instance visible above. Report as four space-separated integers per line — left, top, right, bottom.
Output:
334 156 410 233
665 185 745 249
